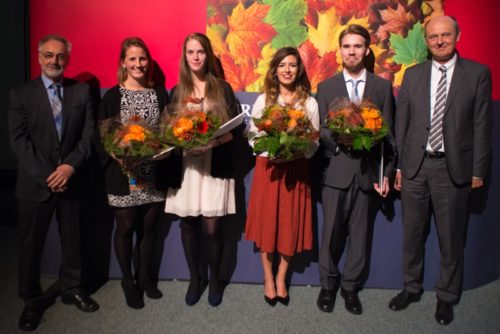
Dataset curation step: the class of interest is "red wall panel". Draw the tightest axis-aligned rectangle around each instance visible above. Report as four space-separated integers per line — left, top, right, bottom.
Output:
30 0 207 88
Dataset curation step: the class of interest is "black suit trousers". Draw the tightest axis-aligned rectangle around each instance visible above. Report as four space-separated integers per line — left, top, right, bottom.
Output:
17 195 82 305
401 157 469 303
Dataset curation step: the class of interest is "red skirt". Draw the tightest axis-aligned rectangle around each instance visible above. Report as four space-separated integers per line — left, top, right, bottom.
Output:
245 156 313 257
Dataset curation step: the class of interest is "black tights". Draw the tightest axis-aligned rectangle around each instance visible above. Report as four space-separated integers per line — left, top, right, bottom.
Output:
114 203 161 285
180 216 221 294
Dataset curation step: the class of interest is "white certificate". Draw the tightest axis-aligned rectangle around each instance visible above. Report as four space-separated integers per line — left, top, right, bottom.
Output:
211 112 246 139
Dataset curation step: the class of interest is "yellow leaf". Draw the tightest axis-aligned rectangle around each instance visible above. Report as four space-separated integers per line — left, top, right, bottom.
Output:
393 63 415 87
306 7 342 57
207 24 228 56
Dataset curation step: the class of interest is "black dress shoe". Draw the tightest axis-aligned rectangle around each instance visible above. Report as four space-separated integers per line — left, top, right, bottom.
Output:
388 290 421 311
61 293 100 312
317 288 336 313
121 280 144 309
208 280 223 307
435 299 454 325
264 295 277 306
18 307 42 331
340 289 362 315
185 280 208 306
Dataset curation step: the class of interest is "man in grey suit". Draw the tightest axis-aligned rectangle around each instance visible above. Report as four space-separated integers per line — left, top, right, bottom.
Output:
316 24 396 315
8 35 99 331
389 16 492 325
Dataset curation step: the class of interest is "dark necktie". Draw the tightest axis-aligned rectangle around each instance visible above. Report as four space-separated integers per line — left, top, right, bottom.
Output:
428 66 447 151
50 83 63 139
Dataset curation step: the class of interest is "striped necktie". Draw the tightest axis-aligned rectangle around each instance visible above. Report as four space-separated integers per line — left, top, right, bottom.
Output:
50 83 63 139
428 66 447 151
349 79 361 105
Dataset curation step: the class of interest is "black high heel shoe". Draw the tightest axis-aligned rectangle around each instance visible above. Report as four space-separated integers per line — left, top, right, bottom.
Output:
276 294 290 306
264 295 278 306
121 280 144 309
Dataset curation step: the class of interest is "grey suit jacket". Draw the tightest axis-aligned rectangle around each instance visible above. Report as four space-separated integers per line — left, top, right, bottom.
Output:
316 72 396 190
8 77 95 201
395 56 492 184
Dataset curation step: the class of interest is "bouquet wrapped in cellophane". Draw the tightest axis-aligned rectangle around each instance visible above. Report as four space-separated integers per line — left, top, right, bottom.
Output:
251 104 319 160
325 97 388 151
162 98 221 150
100 115 169 165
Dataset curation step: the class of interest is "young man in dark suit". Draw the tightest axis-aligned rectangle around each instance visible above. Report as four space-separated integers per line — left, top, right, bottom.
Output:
316 24 396 315
8 34 99 331
390 16 492 325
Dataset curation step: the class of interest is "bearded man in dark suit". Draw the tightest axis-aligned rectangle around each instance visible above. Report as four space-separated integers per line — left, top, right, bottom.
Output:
316 24 396 315
389 16 492 325
8 34 99 331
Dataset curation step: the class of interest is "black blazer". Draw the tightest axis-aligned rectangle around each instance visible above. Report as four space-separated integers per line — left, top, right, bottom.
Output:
395 56 492 184
97 85 180 195
316 72 396 191
8 77 95 201
169 79 242 180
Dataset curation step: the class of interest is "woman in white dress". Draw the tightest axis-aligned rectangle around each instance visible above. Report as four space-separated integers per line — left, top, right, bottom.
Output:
165 33 241 307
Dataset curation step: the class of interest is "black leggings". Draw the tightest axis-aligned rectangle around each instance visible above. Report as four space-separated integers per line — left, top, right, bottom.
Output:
180 216 222 293
114 202 161 284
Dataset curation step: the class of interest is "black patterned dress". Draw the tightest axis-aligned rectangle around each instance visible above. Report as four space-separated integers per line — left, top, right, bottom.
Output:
107 87 165 207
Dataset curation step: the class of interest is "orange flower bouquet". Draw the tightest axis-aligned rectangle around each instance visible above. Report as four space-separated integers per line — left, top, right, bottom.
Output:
251 104 319 160
325 98 388 151
162 108 221 150
100 116 168 162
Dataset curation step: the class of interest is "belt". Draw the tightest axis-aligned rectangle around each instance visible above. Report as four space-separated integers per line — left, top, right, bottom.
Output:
424 151 445 159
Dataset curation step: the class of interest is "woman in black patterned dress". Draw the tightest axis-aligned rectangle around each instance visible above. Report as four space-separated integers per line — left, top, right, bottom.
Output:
98 37 169 309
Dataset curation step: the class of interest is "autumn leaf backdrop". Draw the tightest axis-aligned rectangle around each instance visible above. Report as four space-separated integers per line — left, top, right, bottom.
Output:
207 0 444 93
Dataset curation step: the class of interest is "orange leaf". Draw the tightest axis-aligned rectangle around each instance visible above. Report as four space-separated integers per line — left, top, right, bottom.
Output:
226 2 276 64
376 4 416 40
299 41 339 93
219 53 260 91
332 0 371 19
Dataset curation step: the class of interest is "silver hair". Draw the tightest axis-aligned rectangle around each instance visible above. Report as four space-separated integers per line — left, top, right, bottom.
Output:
38 34 72 53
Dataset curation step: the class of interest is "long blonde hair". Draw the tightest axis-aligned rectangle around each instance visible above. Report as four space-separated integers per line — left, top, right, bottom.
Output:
263 47 311 108
173 33 230 122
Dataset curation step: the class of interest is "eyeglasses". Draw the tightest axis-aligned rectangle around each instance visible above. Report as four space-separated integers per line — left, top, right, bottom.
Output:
40 52 68 61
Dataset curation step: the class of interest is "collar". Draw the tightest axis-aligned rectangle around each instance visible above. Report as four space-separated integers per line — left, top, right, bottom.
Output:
41 74 63 90
343 68 367 83
432 53 457 72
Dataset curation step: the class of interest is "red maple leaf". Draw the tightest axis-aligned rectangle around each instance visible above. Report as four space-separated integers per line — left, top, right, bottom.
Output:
298 41 339 92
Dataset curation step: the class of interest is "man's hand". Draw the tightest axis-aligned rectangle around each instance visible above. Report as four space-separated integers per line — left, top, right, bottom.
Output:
47 164 74 191
471 177 484 189
394 170 402 191
374 176 390 198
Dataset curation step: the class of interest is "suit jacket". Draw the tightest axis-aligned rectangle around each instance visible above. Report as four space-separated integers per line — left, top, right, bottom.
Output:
395 56 492 184
317 72 396 190
8 77 95 202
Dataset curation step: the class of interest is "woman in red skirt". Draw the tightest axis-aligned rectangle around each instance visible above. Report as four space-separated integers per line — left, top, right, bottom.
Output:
245 47 319 306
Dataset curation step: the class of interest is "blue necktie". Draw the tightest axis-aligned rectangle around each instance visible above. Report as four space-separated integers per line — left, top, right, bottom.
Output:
349 79 361 105
50 83 63 139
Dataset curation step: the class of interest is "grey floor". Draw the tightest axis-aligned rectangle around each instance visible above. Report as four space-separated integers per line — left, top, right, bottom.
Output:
1 225 499 334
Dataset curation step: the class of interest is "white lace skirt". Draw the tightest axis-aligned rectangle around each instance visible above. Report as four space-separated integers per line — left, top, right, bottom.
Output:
165 150 235 217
